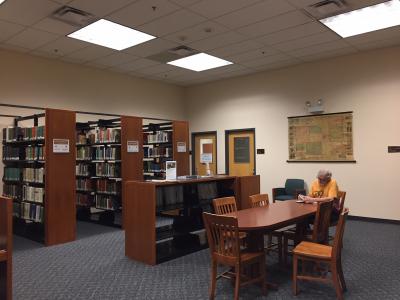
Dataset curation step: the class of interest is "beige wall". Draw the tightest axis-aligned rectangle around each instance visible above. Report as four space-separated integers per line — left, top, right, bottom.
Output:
185 46 400 221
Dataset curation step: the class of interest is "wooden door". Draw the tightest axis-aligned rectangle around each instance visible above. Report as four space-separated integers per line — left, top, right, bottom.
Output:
192 132 217 176
226 129 255 176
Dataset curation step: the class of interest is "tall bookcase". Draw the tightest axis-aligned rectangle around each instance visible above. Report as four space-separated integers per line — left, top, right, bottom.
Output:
2 108 76 246
75 116 143 227
0 196 12 300
143 120 189 179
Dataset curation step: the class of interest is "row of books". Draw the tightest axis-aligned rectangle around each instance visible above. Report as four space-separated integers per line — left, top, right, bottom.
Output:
89 127 121 143
2 146 19 160
76 146 91 160
23 168 44 183
156 186 184 210
23 185 44 203
94 147 121 160
144 161 166 172
144 131 171 144
95 163 120 177
77 193 92 206
3 126 45 142
95 195 116 210
76 178 92 191
76 164 90 176
20 202 44 223
3 167 20 181
25 146 45 161
76 133 88 145
96 179 120 195
3 184 19 198
144 146 172 158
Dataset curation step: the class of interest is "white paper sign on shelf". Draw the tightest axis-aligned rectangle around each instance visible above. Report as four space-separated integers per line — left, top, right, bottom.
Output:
201 153 213 163
53 139 70 153
165 161 177 180
177 142 186 153
127 140 139 153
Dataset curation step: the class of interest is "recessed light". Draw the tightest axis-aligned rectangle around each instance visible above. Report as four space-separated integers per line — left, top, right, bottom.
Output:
320 0 400 38
167 53 233 72
0 0 7 5
68 19 156 51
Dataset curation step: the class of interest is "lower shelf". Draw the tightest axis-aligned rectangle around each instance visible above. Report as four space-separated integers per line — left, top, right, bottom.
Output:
13 217 45 243
76 206 122 228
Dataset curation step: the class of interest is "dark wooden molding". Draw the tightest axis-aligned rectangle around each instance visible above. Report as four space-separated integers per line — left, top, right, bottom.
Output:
288 111 353 119
348 215 400 225
287 160 357 163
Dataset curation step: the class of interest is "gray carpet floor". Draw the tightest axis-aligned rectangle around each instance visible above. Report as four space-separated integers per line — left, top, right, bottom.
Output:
13 220 400 299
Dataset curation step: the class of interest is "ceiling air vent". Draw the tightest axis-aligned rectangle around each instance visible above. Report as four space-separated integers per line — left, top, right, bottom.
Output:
305 0 348 19
51 6 95 27
146 46 198 63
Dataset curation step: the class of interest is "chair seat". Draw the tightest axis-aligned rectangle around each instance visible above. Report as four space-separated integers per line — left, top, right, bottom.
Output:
0 249 7 262
293 241 332 260
274 195 294 201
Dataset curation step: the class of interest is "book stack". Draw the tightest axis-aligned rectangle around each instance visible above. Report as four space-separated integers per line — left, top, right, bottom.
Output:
76 146 91 160
22 126 45 140
3 184 19 198
96 179 119 195
89 127 121 143
76 164 90 176
21 202 44 222
76 178 92 191
144 146 172 158
22 168 44 183
77 193 92 206
95 163 120 177
4 167 20 181
13 202 21 218
95 195 114 210
3 127 21 142
2 146 20 160
76 133 87 145
145 131 171 143
22 185 44 203
25 146 45 160
144 161 165 172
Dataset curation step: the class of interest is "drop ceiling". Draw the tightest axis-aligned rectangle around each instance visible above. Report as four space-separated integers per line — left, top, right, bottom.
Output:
0 0 399 86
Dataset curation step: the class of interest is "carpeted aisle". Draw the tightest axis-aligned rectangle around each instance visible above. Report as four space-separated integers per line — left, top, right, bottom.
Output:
13 220 400 299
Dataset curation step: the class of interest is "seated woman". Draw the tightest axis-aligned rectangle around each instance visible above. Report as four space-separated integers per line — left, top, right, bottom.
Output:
298 169 340 222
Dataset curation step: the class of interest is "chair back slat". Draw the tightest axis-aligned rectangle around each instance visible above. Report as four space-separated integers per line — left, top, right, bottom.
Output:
332 208 349 259
213 196 237 215
337 191 347 213
249 194 269 208
203 212 240 259
312 200 333 243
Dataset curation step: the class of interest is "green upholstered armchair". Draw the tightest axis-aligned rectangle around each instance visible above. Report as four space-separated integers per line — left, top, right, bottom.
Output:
272 179 306 202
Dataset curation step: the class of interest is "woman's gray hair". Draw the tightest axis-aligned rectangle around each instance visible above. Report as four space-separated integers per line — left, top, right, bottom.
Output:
317 169 332 179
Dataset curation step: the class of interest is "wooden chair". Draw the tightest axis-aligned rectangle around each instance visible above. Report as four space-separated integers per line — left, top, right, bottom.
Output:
283 199 334 265
202 212 267 300
293 208 349 300
248 194 283 264
329 191 346 241
212 196 237 215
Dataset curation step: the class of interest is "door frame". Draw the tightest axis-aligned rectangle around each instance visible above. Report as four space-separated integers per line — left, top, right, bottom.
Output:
225 128 256 175
191 131 218 175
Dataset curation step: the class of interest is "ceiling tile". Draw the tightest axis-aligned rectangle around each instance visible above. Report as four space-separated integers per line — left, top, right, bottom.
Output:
0 20 25 42
164 20 229 44
137 9 206 37
201 64 248 76
63 45 115 62
6 28 60 50
68 0 136 17
30 50 60 59
33 17 79 35
226 47 278 63
117 58 160 71
169 0 202 7
215 0 295 29
61 56 87 64
288 40 353 57
153 67 195 79
300 47 358 62
240 53 294 67
189 31 247 51
253 58 301 73
108 0 180 28
107 65 131 74
237 10 312 38
36 36 89 56
135 63 177 75
345 26 400 46
90 52 138 67
188 0 260 19
352 38 400 51
274 31 340 52
216 67 256 78
51 0 72 4
0 43 30 53
208 39 264 58
123 38 179 57
257 21 327 46
285 0 319 8
0 0 60 26
84 61 110 69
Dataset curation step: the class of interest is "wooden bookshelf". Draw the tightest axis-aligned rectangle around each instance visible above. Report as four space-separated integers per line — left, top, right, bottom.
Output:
124 175 259 265
0 196 12 300
172 121 190 176
2 108 76 246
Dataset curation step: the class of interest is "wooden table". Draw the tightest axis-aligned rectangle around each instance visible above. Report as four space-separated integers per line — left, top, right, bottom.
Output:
226 200 317 289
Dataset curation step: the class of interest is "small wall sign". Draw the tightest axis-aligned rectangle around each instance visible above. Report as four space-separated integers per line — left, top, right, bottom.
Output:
127 140 139 153
53 139 70 153
177 142 187 153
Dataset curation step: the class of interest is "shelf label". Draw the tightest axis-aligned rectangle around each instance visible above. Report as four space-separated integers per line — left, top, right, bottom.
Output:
177 142 186 153
53 139 70 153
127 140 139 153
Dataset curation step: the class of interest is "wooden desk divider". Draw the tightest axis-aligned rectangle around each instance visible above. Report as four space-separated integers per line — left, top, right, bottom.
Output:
0 196 12 300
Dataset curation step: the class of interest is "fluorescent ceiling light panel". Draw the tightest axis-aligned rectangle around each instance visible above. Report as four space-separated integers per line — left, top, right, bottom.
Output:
320 0 400 38
167 53 233 72
0 0 6 5
68 19 156 50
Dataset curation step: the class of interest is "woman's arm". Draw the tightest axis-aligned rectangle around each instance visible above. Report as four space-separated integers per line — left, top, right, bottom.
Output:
302 195 333 203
